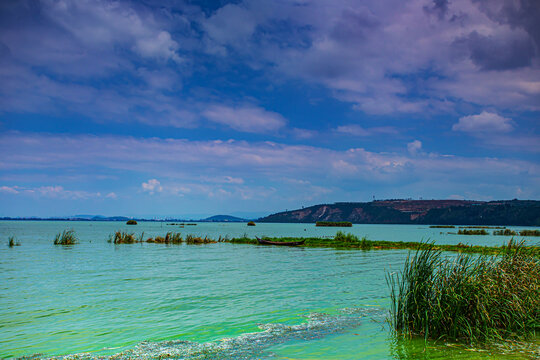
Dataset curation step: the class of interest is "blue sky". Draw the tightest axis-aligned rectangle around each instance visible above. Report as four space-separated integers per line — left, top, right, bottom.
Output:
0 0 539 218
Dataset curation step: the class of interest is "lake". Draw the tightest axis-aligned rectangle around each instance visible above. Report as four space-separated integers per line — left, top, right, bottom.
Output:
1 221 538 359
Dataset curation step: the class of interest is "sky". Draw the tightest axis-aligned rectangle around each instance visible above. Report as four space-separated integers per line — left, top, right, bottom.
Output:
0 0 539 218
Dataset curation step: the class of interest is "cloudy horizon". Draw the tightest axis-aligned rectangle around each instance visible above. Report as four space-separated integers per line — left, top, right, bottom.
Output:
1 0 539 217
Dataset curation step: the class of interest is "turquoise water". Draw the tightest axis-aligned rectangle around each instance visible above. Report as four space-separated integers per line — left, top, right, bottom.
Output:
0 221 538 359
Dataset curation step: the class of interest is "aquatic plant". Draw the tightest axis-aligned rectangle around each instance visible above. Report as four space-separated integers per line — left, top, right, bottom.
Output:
146 232 182 244
387 240 540 343
459 226 506 229
457 229 488 235
493 229 517 236
109 231 138 244
227 236 540 256
334 231 359 243
53 230 78 245
316 221 352 227
126 219 137 225
429 225 455 228
519 229 540 237
7 236 20 247
247 221 256 226
185 234 216 244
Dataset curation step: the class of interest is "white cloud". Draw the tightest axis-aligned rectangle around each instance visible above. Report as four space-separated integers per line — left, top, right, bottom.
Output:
453 111 514 133
407 140 422 155
203 105 286 133
0 186 19 194
142 179 163 194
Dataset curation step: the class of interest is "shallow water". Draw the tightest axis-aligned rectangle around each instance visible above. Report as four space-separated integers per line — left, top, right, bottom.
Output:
0 221 538 359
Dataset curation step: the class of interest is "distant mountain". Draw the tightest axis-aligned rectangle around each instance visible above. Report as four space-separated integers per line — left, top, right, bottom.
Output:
258 200 540 226
203 215 246 222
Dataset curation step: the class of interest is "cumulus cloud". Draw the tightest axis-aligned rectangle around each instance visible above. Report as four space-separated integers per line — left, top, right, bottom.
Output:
202 105 286 133
0 185 19 194
453 111 514 133
407 140 423 155
142 179 163 194
336 125 397 137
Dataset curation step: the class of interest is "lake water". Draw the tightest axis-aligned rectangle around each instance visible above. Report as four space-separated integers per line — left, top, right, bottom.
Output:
1 221 538 359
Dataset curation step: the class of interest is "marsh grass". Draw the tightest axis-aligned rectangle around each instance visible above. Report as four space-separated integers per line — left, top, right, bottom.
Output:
109 231 138 244
8 236 20 247
520 230 540 237
146 232 183 244
54 230 78 245
185 234 216 244
387 240 540 344
493 229 517 236
457 229 488 235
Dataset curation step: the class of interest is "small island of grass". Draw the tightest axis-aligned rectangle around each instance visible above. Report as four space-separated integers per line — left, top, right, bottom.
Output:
54 230 78 245
126 219 137 225
429 225 455 228
457 229 488 235
519 229 540 236
316 221 352 227
247 221 256 226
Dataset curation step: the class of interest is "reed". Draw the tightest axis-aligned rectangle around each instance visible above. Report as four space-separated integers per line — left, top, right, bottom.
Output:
126 219 137 225
53 230 78 245
146 232 183 244
493 229 517 236
457 229 488 235
8 236 20 247
185 234 216 244
387 240 540 343
519 230 540 237
109 231 138 244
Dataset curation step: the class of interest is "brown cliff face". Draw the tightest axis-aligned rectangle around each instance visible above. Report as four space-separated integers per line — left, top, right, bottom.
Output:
258 200 540 226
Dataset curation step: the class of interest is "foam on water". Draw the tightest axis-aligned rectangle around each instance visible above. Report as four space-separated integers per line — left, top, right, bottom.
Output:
22 307 385 360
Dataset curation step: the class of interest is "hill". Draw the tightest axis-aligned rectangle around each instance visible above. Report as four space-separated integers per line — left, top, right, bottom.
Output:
203 215 246 222
258 200 540 226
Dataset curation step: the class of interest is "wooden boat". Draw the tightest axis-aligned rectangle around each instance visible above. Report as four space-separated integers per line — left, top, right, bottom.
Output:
256 236 305 246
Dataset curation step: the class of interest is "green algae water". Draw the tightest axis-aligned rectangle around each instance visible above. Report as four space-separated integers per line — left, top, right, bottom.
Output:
1 221 538 359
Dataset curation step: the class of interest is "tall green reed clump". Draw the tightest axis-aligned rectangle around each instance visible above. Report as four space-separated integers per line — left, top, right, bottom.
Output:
54 230 78 245
108 231 140 244
387 240 539 343
8 236 20 247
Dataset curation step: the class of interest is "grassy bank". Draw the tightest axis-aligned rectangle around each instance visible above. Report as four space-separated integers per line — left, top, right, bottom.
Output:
228 232 539 256
387 241 540 343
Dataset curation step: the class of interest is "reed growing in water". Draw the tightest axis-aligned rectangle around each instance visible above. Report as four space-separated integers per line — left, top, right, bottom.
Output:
185 234 216 244
429 225 455 228
387 240 540 343
519 229 540 237
109 231 140 244
146 232 183 244
126 219 137 225
457 229 488 235
493 229 517 236
53 230 78 245
8 236 20 247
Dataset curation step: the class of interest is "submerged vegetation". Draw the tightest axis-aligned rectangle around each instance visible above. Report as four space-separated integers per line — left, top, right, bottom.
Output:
316 221 353 227
53 230 78 245
387 241 540 343
126 219 137 225
429 225 455 228
457 229 488 235
7 236 20 247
